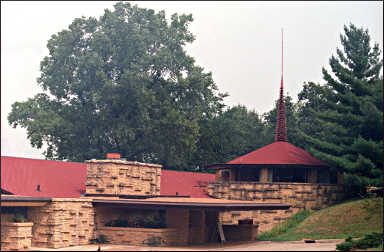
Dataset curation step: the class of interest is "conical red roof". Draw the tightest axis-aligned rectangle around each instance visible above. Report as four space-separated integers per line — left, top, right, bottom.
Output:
227 141 327 166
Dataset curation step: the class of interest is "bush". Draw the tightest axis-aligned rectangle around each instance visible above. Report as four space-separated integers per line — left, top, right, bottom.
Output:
104 213 166 228
355 232 382 249
336 241 354 251
336 233 383 251
12 213 27 223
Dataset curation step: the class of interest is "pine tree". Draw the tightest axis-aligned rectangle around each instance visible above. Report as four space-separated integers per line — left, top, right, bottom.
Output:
302 23 383 197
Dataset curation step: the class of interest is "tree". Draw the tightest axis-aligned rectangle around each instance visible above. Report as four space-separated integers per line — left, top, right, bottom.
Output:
8 2 226 169
193 105 266 170
300 23 383 197
295 81 328 151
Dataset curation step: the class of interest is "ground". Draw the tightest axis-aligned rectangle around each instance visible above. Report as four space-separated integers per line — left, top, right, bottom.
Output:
27 239 345 251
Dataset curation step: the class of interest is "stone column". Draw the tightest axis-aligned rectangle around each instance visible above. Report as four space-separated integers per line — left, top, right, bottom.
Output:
260 168 269 182
310 168 318 183
166 209 189 245
1 222 33 251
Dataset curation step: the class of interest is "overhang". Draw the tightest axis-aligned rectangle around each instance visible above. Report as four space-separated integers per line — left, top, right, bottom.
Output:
1 194 52 207
89 196 290 211
205 163 328 170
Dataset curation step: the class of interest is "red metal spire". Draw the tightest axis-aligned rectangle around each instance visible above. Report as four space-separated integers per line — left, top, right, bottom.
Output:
275 29 288 142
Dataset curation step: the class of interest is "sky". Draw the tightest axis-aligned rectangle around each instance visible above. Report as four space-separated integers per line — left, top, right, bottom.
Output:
1 1 383 159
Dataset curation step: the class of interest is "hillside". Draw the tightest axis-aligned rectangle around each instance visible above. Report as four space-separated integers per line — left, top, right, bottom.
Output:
259 197 383 241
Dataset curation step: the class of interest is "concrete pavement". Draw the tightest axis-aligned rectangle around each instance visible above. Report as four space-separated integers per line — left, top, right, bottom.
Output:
28 239 344 251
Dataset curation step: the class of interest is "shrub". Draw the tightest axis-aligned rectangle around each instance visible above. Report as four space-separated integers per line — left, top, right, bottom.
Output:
336 241 354 251
104 213 166 228
355 232 383 249
12 213 27 223
336 233 383 251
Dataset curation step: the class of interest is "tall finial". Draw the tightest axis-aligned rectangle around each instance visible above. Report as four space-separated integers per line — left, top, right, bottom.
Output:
281 28 283 89
275 28 288 142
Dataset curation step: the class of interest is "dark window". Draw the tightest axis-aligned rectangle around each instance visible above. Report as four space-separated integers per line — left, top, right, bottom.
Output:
330 171 338 184
1 207 28 217
318 168 330 184
237 168 260 182
221 171 230 181
272 167 309 183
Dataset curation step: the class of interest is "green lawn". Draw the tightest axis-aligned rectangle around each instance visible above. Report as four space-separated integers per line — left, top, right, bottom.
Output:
258 197 383 242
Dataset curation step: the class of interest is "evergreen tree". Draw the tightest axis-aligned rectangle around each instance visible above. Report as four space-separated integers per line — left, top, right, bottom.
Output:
301 23 383 197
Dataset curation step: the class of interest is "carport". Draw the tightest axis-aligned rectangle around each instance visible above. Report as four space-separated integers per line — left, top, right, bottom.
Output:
90 196 290 246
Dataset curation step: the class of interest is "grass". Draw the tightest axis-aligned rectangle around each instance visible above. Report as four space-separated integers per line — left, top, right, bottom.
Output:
257 210 311 241
257 197 383 242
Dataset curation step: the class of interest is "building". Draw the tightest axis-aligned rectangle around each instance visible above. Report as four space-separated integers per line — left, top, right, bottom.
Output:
204 36 344 232
1 154 290 251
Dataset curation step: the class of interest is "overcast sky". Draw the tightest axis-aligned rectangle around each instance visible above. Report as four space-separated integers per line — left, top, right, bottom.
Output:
1 1 383 159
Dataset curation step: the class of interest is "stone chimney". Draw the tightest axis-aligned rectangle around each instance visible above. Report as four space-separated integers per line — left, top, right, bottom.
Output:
85 153 162 196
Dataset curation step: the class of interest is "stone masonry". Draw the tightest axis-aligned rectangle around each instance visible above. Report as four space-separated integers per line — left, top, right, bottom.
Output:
97 227 179 246
1 222 33 251
28 198 95 248
207 182 344 233
85 159 162 196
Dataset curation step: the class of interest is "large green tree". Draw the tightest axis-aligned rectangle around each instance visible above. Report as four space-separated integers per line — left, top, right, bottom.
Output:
193 105 266 170
300 24 383 197
8 2 226 169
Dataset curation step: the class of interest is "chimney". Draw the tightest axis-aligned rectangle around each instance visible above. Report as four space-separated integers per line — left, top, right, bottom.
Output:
85 154 162 196
106 153 121 159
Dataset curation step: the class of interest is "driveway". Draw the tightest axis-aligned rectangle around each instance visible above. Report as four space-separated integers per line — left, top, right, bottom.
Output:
28 239 344 251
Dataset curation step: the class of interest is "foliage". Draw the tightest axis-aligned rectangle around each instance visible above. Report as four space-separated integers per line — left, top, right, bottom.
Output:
336 232 383 251
257 210 310 240
297 23 383 197
7 1 226 170
142 236 163 246
194 105 266 169
12 213 27 223
336 236 354 251
104 212 166 228
355 232 383 249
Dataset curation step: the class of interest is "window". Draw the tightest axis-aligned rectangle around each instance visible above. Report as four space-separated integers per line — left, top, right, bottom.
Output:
237 168 261 182
221 170 230 181
272 167 309 183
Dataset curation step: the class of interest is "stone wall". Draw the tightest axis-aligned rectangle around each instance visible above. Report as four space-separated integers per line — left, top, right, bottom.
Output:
207 182 344 233
223 224 258 242
1 222 33 251
165 209 190 246
28 198 95 248
85 160 162 196
97 227 178 246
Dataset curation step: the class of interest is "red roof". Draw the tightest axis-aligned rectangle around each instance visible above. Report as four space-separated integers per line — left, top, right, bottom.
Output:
160 170 215 198
227 141 328 166
1 156 215 198
1 156 86 198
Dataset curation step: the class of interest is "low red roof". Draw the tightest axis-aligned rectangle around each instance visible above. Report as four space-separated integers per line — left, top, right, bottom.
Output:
227 141 328 166
160 170 215 198
1 156 215 198
1 156 86 198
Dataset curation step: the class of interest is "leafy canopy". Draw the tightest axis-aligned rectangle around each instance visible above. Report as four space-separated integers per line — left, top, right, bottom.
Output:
8 2 227 169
